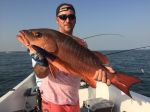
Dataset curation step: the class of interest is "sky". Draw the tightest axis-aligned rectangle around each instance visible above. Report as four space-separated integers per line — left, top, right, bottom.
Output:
0 0 150 51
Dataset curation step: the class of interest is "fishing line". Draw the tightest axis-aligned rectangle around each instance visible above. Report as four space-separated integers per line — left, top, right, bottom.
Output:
83 33 150 55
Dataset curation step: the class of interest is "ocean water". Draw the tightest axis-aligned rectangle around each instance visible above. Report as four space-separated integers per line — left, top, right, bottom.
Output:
0 51 32 96
0 50 150 97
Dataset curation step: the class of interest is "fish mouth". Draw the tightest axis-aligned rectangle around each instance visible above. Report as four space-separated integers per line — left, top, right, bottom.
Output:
16 31 30 47
16 31 37 54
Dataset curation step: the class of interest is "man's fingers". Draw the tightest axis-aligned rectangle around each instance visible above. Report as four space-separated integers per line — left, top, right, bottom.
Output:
94 69 112 86
93 70 99 80
102 72 107 83
106 66 115 73
94 69 103 81
98 69 102 81
106 79 111 86
101 72 111 86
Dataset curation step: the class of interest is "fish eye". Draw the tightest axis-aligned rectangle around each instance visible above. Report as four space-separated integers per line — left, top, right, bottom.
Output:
34 32 42 38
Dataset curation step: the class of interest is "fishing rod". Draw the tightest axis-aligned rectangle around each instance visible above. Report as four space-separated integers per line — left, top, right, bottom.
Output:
105 45 150 56
83 33 124 40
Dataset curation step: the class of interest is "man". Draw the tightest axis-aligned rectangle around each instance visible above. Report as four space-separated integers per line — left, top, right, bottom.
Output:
33 3 114 112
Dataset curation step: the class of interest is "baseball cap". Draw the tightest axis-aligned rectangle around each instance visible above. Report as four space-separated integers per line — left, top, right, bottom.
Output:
56 3 76 16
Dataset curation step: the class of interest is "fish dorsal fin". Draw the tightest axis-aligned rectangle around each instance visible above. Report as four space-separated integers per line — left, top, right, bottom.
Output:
93 51 109 65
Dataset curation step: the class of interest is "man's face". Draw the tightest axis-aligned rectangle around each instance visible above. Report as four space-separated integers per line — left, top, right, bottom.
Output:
56 5 76 34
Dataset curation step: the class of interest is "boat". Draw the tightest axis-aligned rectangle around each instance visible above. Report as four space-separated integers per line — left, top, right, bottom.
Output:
0 72 150 112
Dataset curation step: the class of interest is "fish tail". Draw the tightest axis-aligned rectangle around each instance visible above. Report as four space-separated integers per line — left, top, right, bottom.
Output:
110 72 140 98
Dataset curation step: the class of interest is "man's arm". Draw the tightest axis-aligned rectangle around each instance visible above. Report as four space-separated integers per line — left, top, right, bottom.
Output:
33 63 49 78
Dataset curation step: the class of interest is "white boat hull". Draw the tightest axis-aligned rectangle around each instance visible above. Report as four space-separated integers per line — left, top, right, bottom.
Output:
0 73 36 112
0 73 150 112
95 82 150 112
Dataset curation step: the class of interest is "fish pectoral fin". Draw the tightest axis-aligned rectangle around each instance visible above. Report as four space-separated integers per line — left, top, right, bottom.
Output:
111 72 141 98
93 51 109 65
48 63 59 78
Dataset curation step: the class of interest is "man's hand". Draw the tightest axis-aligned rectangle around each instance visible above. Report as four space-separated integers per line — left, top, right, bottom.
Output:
94 66 115 86
27 49 48 67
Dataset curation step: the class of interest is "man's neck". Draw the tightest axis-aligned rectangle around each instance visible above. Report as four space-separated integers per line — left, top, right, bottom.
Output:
64 32 73 36
59 29 73 36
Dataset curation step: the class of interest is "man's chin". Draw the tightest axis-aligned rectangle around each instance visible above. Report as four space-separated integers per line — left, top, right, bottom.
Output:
65 27 73 32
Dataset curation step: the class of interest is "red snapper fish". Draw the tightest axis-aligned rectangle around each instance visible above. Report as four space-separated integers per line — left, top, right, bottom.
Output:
16 28 140 97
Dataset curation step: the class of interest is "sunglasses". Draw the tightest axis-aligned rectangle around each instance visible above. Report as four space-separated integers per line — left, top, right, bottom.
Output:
58 14 76 21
